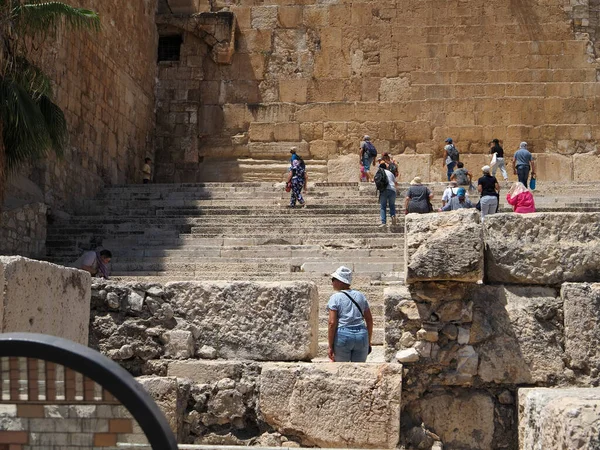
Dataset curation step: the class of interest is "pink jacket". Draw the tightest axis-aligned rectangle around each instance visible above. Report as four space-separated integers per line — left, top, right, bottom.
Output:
506 191 536 213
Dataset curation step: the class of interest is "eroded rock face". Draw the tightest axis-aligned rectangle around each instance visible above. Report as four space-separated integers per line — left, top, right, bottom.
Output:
476 285 564 385
259 363 402 448
405 210 483 283
0 256 90 344
385 283 565 386
484 212 600 285
90 280 319 371
519 388 600 450
562 283 600 372
407 391 495 449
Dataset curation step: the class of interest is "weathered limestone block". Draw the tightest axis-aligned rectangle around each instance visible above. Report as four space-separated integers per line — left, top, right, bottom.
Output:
484 213 600 285
573 153 600 182
405 210 483 283
0 256 90 345
136 376 190 441
167 281 318 360
168 360 247 384
259 363 402 448
327 154 359 182
475 285 564 385
519 388 600 450
532 153 573 182
396 154 432 182
407 391 495 449
562 283 600 371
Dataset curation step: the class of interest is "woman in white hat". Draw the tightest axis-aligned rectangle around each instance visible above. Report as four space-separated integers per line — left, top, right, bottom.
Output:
404 177 433 214
477 165 500 221
327 266 373 362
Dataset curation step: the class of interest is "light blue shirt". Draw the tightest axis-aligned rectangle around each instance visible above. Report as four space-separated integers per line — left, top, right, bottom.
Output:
327 290 369 327
514 149 532 167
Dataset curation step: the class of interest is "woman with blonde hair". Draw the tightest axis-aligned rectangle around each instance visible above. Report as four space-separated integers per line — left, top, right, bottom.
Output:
506 182 536 213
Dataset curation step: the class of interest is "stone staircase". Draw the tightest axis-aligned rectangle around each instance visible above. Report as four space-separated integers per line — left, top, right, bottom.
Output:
45 181 600 360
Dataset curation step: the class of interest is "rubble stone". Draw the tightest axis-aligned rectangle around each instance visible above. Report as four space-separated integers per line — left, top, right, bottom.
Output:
405 210 483 283
259 363 402 448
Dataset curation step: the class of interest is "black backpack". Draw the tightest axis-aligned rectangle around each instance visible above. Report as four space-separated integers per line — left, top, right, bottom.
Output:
374 167 389 192
447 144 459 162
297 157 306 170
364 141 377 158
388 161 398 176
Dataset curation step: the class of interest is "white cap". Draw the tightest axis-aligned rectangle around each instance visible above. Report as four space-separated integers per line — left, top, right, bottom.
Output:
331 266 353 285
363 135 371 141
482 165 491 173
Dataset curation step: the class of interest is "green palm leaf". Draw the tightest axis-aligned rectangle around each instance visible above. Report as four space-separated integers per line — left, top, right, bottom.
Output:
13 1 100 35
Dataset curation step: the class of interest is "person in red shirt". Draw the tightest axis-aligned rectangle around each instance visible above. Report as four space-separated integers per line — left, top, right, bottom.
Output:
506 182 536 213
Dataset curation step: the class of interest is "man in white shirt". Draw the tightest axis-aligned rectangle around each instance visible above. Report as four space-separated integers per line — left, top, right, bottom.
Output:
441 181 469 207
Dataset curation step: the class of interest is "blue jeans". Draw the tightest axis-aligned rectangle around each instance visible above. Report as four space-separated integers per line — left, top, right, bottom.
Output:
446 161 456 181
362 156 374 171
517 165 530 186
334 326 369 362
379 189 396 224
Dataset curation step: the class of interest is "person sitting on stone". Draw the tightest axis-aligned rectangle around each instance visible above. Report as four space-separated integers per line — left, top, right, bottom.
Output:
506 182 536 213
327 266 373 362
450 161 472 186
439 187 473 211
73 249 112 279
405 177 433 214
441 181 469 207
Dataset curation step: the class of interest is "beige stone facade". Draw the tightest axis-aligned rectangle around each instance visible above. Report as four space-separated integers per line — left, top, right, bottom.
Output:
153 0 600 183
22 0 158 212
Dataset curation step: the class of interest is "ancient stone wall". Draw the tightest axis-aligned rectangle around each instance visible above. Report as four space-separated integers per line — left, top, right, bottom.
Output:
23 0 158 213
154 0 600 183
0 203 47 258
390 211 600 449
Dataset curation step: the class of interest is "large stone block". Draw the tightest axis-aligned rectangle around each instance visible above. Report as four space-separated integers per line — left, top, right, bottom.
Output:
167 360 247 384
0 256 90 345
408 391 495 449
475 285 564 385
573 152 600 182
405 210 483 283
395 154 432 183
327 154 359 182
519 388 600 450
532 153 573 182
92 281 319 362
562 283 600 372
259 363 402 448
483 213 600 285
136 376 189 441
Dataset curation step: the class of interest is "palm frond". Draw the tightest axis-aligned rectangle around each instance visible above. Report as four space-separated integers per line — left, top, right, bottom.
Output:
38 94 67 155
14 2 100 35
13 56 52 99
0 76 52 170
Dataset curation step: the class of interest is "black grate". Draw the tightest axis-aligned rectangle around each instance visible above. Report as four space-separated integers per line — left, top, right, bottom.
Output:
158 35 183 62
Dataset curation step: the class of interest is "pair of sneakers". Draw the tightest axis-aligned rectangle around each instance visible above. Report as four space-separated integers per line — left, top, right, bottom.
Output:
379 216 398 227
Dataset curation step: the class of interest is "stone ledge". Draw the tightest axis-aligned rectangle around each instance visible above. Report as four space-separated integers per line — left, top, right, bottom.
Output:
483 212 600 285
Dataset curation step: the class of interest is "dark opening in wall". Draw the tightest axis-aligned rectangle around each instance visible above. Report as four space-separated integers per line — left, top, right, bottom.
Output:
158 35 183 62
